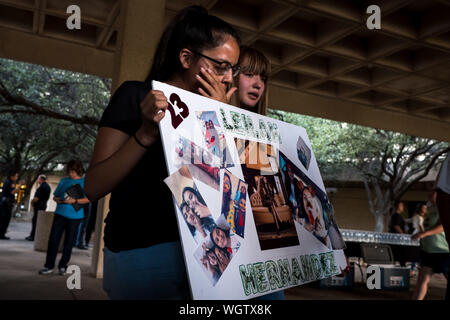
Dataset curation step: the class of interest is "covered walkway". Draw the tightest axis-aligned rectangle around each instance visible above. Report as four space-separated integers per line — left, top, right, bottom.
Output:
0 218 107 300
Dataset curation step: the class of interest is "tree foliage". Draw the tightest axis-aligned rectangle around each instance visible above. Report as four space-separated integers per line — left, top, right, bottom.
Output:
268 109 450 231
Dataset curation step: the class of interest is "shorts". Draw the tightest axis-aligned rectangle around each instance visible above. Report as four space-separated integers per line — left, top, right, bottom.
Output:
420 250 450 274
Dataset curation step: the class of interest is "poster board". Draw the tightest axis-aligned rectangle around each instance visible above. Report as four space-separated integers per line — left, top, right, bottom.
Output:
154 81 347 300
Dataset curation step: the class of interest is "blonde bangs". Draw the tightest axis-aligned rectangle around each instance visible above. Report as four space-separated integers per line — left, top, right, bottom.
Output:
239 47 271 80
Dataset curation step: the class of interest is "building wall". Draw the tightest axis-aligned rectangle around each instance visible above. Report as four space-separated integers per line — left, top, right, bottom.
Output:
330 187 430 232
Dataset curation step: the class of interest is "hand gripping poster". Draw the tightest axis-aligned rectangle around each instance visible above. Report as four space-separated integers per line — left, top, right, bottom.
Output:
155 81 347 300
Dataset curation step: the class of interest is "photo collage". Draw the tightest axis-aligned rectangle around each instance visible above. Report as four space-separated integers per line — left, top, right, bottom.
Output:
235 138 300 250
165 110 344 286
165 111 245 286
279 151 346 250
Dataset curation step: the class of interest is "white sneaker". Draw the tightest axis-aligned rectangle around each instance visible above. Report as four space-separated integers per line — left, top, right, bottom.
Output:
58 267 67 275
38 268 54 275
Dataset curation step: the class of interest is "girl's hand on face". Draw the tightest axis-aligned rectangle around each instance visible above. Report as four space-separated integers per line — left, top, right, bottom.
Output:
197 67 237 103
137 90 168 144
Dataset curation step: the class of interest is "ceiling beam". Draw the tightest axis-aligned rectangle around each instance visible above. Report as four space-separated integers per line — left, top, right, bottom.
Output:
0 27 114 78
268 84 450 142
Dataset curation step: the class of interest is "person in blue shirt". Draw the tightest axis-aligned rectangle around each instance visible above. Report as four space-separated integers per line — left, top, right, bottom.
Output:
39 160 90 275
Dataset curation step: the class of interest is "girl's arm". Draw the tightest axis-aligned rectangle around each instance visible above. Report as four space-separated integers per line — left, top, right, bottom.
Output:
62 197 90 205
413 224 444 240
84 90 168 201
83 127 150 201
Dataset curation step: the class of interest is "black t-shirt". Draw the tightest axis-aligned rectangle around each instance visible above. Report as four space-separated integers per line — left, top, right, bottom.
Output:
99 81 179 253
34 182 51 210
389 212 406 233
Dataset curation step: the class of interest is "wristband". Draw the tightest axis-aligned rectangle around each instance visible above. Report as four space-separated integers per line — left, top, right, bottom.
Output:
133 133 151 150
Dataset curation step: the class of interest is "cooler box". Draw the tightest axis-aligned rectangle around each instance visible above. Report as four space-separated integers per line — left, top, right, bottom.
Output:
361 243 410 290
319 264 354 289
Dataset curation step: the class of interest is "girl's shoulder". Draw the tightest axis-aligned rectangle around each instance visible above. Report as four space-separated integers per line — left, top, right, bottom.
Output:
59 177 71 183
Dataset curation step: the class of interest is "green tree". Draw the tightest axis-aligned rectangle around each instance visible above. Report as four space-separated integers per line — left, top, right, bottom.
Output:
0 58 110 205
268 109 449 231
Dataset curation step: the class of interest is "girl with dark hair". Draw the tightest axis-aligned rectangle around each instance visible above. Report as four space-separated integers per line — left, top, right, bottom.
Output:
180 202 216 242
182 186 211 218
210 224 240 258
221 172 232 216
234 184 247 237
0 172 19 239
84 6 240 299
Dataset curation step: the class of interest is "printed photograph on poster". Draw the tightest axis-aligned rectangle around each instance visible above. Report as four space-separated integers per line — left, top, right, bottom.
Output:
154 80 347 299
196 111 234 168
194 215 242 286
173 135 220 190
164 165 217 244
235 138 300 251
279 151 345 250
297 136 311 170
221 170 248 238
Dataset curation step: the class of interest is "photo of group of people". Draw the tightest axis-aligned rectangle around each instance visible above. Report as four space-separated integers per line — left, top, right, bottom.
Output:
279 151 345 250
194 215 242 286
174 135 220 191
165 165 243 286
196 111 233 168
235 138 300 251
221 170 248 238
164 165 217 244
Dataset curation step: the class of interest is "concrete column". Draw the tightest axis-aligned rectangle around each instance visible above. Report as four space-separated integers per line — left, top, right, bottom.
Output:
90 0 166 279
90 194 109 278
111 0 166 91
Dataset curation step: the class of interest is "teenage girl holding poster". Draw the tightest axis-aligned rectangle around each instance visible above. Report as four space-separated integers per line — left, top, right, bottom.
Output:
84 6 241 299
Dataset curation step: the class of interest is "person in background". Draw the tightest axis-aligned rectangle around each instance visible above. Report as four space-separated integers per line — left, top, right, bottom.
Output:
435 152 450 300
74 203 90 250
389 201 407 234
405 203 427 236
39 160 90 275
405 203 427 276
26 174 51 241
182 186 211 218
0 172 19 240
412 190 449 300
389 201 408 266
84 200 98 248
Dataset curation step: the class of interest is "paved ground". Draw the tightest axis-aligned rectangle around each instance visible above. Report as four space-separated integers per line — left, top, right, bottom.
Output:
0 218 108 300
0 218 447 300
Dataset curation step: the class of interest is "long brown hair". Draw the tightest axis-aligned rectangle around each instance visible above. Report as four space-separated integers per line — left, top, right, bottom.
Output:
232 46 271 115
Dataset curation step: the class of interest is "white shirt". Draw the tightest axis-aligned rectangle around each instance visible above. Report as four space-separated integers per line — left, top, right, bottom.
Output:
405 214 424 235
